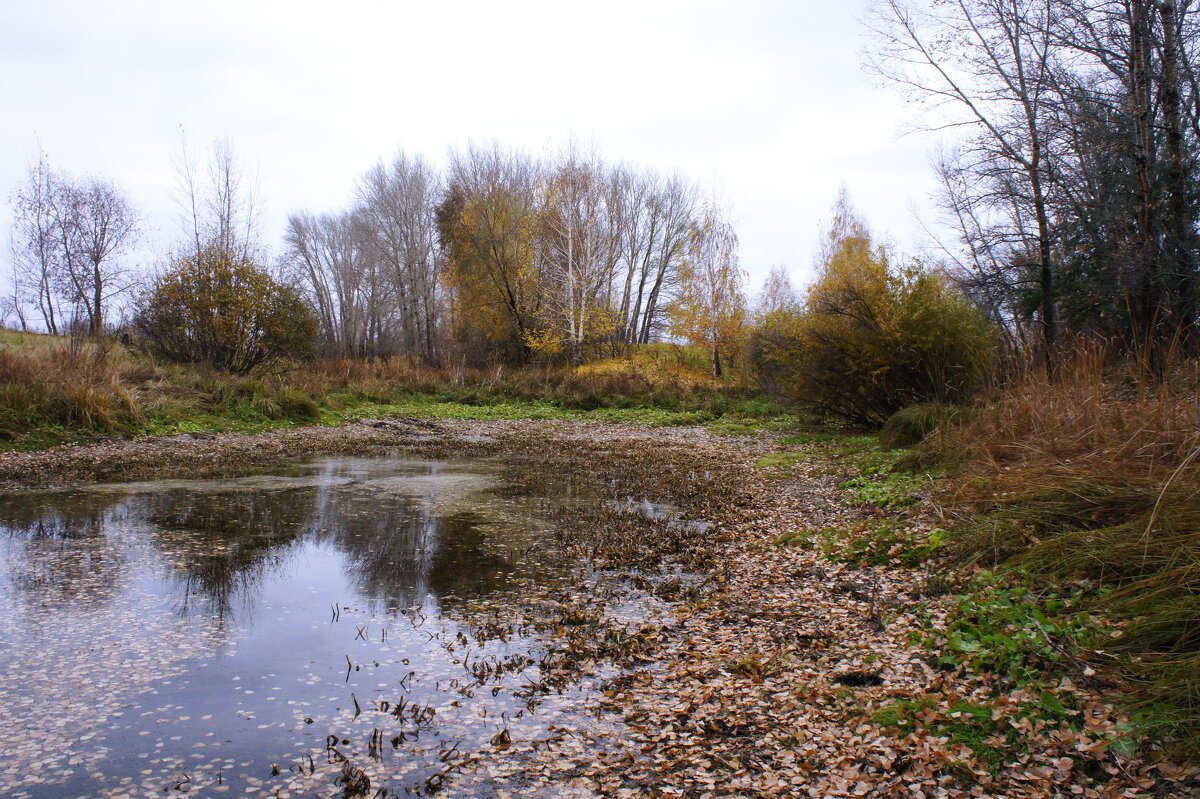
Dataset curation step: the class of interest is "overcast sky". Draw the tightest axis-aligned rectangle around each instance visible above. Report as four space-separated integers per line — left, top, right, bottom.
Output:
0 0 942 292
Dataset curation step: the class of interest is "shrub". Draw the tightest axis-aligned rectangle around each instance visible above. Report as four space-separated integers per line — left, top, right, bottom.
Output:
134 247 318 375
753 237 995 425
879 402 961 449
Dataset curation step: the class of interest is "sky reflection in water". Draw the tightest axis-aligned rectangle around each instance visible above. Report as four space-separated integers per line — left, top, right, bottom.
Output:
0 456 572 798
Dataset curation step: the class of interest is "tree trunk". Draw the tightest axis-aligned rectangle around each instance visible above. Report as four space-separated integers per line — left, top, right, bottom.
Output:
1031 154 1055 369
1158 0 1196 346
1130 0 1162 361
92 258 104 335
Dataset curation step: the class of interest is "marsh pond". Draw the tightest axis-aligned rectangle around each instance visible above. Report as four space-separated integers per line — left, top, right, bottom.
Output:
0 454 649 798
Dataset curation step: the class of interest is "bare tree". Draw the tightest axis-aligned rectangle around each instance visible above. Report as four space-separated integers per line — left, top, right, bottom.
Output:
611 170 697 346
871 0 1200 361
755 265 802 319
1048 1 1200 354
816 185 871 270
869 0 1061 364
357 152 443 362
175 138 264 261
288 142 712 366
286 210 382 357
51 176 139 334
926 149 1032 352
9 155 62 333
9 158 138 335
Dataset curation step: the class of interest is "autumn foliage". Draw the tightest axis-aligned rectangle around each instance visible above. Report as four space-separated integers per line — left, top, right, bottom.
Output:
668 206 747 377
753 234 995 425
135 247 318 374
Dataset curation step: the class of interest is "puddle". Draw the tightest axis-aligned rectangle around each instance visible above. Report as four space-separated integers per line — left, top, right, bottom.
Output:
606 497 712 533
0 456 611 798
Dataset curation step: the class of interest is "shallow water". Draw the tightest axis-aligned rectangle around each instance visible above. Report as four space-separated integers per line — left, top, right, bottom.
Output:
0 456 588 798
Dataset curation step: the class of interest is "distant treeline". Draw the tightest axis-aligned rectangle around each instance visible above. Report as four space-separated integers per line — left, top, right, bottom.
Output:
286 142 742 369
7 141 746 372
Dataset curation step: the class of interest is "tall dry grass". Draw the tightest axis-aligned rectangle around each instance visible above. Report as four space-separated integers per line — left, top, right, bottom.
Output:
0 332 761 443
919 340 1200 749
929 341 1200 488
0 343 144 436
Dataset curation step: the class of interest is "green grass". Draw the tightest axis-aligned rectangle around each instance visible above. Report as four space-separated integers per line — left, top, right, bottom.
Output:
766 431 910 475
818 521 948 567
754 430 948 565
840 472 928 509
773 529 814 548
133 392 733 440
941 475 1200 756
917 573 1101 687
871 697 1006 766
755 451 808 470
708 412 802 437
756 430 938 510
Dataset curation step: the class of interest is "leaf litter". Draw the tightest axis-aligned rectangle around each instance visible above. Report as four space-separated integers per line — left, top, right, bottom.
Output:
0 418 1196 797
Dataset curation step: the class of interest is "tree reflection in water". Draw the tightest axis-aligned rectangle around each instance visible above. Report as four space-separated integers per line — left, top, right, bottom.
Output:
0 493 130 607
0 457 572 799
0 458 536 625
146 486 318 622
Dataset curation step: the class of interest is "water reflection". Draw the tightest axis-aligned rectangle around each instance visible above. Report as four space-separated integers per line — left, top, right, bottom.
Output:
0 458 542 622
147 485 318 621
0 493 130 606
0 456 570 798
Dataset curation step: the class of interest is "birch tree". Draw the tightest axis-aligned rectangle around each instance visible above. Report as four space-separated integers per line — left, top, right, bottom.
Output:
357 153 443 362
536 147 619 361
669 205 747 377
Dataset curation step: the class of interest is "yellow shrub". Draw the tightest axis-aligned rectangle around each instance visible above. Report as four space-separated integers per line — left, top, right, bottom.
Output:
754 237 995 425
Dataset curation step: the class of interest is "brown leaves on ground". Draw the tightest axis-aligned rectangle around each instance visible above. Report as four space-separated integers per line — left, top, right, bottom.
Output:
3 419 1196 798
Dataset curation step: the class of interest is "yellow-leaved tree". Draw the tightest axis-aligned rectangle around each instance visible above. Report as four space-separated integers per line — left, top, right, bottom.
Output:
754 228 995 425
668 205 747 377
436 165 542 365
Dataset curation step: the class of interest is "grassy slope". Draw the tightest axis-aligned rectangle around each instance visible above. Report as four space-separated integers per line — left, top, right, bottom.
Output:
907 351 1200 758
755 424 1200 772
0 330 794 450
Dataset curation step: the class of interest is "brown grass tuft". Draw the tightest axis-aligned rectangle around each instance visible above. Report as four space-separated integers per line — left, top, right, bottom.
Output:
919 341 1200 753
